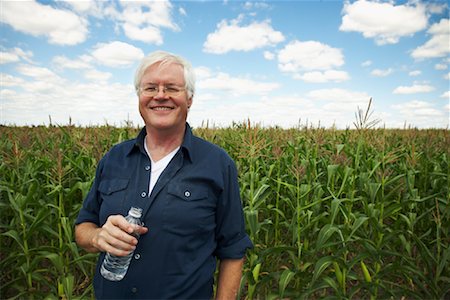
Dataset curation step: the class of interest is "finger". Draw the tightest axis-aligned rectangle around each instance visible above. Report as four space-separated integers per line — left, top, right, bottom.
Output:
106 237 136 255
102 240 135 257
104 215 139 242
108 215 136 235
108 216 148 240
136 225 149 235
100 216 139 249
94 225 133 251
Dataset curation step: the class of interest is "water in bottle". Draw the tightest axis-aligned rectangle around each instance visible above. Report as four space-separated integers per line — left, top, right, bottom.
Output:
100 207 143 281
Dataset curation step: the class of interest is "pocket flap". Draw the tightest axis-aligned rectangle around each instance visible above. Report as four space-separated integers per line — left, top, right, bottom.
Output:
98 179 129 195
167 183 208 201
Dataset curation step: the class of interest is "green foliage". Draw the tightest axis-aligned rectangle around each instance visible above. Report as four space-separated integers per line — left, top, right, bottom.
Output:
1 124 449 299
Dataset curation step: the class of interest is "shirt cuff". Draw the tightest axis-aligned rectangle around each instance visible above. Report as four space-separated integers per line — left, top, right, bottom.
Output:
215 234 253 259
75 209 100 226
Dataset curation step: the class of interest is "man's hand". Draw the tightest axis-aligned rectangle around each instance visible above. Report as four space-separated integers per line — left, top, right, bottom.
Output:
75 216 148 256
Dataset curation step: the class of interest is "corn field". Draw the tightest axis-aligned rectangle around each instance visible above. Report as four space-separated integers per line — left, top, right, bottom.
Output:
1 123 449 299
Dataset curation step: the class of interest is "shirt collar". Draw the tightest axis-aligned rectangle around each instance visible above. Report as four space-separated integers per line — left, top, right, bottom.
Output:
129 123 194 163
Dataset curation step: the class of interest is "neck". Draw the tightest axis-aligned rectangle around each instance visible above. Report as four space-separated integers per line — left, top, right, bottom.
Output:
145 123 185 162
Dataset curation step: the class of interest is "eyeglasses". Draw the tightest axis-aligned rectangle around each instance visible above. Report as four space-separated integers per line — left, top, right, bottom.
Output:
139 84 186 97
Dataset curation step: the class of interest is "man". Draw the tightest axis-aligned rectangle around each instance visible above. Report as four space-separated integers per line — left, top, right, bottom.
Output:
75 51 253 299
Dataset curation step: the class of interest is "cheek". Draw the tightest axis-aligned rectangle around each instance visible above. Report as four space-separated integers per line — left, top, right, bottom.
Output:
176 96 192 108
139 96 148 108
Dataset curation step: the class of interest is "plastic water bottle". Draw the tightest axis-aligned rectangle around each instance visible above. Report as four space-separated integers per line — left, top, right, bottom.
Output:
100 207 143 281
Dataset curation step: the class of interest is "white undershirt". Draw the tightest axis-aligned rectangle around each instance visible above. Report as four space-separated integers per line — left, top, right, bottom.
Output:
144 136 180 196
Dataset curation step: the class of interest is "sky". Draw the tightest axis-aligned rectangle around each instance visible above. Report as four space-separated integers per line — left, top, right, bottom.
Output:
1 0 449 129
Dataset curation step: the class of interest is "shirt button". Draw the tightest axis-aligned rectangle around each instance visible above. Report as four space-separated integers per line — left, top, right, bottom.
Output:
141 191 146 197
134 253 141 260
184 190 191 197
131 287 137 293
145 165 150 171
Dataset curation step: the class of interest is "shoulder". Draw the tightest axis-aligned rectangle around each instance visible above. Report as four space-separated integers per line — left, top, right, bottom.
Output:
190 135 235 165
192 134 228 155
101 138 137 162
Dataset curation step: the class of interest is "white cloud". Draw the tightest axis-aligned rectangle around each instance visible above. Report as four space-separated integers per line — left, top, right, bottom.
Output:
392 100 443 117
306 88 375 123
361 60 372 67
189 94 319 128
307 88 371 104
435 63 448 70
122 23 163 45
52 55 93 70
0 89 17 98
11 65 63 94
445 72 450 80
118 1 179 44
194 67 213 80
340 0 428 45
1 69 140 126
393 84 435 94
1 73 25 87
119 1 178 29
371 68 393 77
0 47 33 64
277 40 348 83
412 19 450 59
294 70 350 83
264 51 275 60
243 2 271 10
409 70 421 76
1 1 88 45
179 7 187 16
189 87 380 129
91 41 144 67
426 2 447 14
84 70 112 82
278 40 344 72
16 64 60 80
441 91 450 99
61 0 107 18
203 17 285 54
197 69 280 95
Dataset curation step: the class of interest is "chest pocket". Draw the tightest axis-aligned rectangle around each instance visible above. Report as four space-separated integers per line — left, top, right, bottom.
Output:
167 183 208 201
164 183 214 236
98 178 129 195
98 179 130 221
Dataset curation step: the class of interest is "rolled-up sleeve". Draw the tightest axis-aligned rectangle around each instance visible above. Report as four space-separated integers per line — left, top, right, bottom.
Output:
214 160 253 259
75 156 105 226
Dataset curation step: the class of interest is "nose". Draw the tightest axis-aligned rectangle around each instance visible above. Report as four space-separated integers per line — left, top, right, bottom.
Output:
153 86 167 99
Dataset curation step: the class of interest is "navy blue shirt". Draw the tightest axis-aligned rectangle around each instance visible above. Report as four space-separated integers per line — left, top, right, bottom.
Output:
76 123 253 299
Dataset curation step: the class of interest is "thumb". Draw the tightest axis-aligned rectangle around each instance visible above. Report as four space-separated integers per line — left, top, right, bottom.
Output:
137 225 149 235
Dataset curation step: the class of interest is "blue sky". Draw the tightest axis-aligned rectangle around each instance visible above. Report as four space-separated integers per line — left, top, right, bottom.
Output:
1 0 449 128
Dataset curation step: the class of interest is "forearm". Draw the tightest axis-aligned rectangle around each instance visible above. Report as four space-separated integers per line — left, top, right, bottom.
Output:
75 222 102 253
216 258 244 300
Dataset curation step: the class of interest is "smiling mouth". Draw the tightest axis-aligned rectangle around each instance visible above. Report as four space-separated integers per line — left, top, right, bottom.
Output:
151 106 174 111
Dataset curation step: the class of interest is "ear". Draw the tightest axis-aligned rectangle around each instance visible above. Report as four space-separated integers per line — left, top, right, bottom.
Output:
187 96 193 109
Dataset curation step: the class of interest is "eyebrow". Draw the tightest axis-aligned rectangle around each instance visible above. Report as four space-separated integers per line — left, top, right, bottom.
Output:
142 82 182 87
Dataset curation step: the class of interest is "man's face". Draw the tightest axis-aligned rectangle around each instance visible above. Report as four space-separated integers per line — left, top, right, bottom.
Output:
138 62 192 132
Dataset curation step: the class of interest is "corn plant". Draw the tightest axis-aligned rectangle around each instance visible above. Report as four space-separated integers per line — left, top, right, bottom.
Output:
1 123 449 299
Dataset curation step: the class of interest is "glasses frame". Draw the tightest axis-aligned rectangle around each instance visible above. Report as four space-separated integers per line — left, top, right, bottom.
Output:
139 84 186 98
